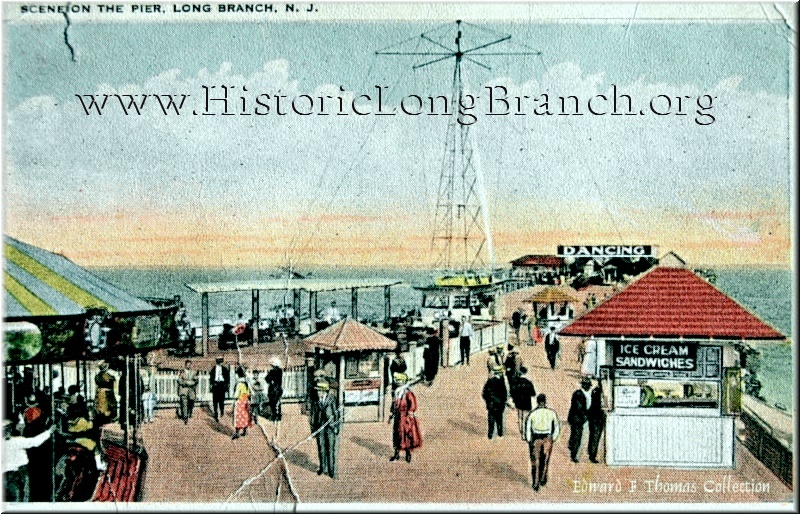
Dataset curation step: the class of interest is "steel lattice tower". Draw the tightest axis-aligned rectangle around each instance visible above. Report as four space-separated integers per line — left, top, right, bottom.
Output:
378 21 539 275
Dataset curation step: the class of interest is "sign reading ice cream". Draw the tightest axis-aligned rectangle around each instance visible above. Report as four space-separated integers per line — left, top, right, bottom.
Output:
613 342 697 370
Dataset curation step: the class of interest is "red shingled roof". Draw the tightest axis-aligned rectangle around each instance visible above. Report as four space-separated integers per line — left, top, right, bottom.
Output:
560 267 784 340
303 319 397 352
510 255 564 268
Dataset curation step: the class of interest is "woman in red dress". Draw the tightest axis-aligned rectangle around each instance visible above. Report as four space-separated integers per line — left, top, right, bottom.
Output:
389 372 422 462
232 366 253 439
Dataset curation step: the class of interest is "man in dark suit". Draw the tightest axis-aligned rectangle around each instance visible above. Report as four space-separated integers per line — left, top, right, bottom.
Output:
482 366 508 439
567 377 592 462
509 366 536 439
209 357 230 422
587 382 606 463
310 380 340 478
544 326 560 369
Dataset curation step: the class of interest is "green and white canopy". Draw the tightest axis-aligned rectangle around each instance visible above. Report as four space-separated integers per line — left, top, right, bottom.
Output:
4 235 156 319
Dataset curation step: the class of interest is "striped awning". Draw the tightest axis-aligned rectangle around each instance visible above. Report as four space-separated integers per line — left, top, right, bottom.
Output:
4 236 156 319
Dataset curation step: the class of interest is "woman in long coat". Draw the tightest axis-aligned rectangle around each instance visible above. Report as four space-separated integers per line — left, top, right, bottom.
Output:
93 362 117 426
232 366 252 439
389 373 422 463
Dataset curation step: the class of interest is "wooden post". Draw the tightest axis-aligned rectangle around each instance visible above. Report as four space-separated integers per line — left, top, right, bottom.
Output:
292 289 301 332
384 285 391 323
337 354 346 421
251 289 260 344
351 288 358 320
309 291 318 332
201 292 209 356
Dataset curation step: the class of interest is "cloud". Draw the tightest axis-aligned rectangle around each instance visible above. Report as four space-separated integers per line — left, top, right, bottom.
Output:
4 58 792 267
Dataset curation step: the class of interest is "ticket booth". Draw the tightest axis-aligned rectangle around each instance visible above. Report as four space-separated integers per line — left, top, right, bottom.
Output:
304 319 397 422
561 265 785 469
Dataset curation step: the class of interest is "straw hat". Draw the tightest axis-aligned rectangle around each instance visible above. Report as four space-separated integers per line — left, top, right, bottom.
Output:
270 356 282 368
315 380 330 391
74 437 97 452
393 372 409 384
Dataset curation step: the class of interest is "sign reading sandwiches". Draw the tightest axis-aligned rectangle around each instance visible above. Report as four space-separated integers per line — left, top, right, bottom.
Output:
612 341 697 371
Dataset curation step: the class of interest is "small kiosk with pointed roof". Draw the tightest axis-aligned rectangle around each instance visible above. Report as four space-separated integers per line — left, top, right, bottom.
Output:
561 263 785 468
303 319 397 422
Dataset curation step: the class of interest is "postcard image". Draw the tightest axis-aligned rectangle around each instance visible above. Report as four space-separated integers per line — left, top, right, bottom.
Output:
1 1 796 510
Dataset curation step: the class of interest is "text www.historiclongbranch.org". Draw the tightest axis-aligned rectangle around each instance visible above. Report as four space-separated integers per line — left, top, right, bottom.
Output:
74 85 718 126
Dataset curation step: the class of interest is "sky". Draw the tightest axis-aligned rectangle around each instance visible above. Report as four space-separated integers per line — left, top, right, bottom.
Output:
1 3 796 270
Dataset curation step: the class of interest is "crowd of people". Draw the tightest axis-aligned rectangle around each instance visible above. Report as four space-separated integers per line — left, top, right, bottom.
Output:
2 363 123 503
176 356 285 442
6 302 606 501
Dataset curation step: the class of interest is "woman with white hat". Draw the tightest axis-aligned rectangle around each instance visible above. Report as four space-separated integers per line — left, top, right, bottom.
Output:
389 372 422 463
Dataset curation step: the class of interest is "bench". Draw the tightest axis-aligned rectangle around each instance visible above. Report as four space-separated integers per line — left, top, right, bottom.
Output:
92 443 145 502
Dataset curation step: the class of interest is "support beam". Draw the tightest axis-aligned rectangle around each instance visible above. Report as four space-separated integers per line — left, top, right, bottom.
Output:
384 285 392 323
251 290 260 344
351 288 358 320
201 292 209 356
309 291 318 332
292 289 301 332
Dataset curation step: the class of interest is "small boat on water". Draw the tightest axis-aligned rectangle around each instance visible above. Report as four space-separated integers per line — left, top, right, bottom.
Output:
416 271 505 327
434 273 492 288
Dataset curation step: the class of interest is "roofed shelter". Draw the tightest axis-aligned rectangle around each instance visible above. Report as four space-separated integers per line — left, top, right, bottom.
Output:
524 285 580 330
3 235 180 501
185 278 402 355
4 235 179 364
303 319 397 422
560 264 784 469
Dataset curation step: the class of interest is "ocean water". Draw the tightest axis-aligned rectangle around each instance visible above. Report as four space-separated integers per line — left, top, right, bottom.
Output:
712 267 794 410
89 266 794 409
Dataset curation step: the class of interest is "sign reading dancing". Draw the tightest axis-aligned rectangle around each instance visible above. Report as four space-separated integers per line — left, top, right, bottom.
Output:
557 245 656 258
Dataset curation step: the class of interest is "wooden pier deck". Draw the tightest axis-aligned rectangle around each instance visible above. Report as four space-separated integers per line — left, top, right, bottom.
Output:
138 334 793 505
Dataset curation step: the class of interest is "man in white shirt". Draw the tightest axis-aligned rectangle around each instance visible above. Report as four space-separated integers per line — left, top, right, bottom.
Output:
3 422 54 502
524 394 561 492
459 316 475 365
323 301 341 325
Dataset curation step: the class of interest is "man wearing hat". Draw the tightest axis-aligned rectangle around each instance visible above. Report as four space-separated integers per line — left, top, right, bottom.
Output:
482 365 508 439
486 346 505 378
389 372 422 463
309 380 340 478
265 357 284 441
524 394 560 492
509 366 536 440
177 360 198 424
504 343 523 383
21 394 54 501
567 377 593 463
209 357 230 422
422 327 441 385
544 326 560 370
